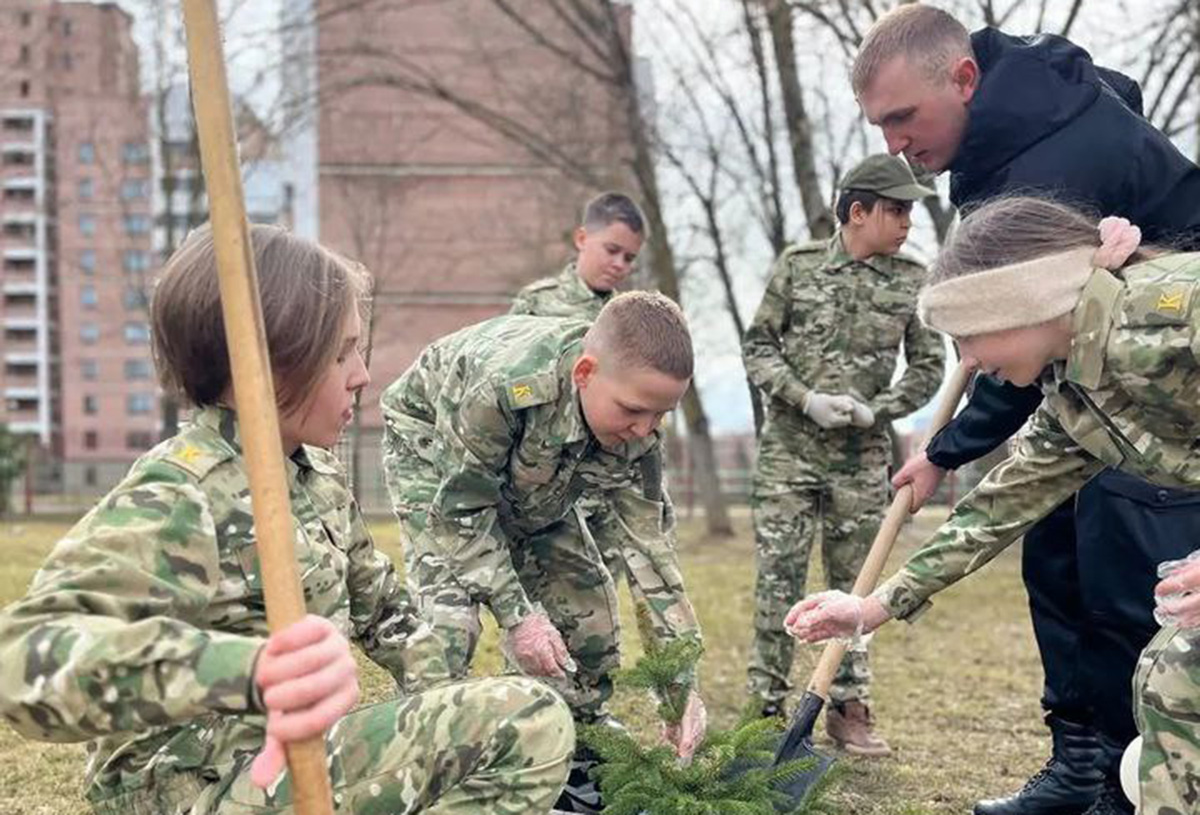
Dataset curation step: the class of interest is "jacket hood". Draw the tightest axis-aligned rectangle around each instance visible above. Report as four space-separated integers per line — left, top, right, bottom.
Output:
952 28 1116 181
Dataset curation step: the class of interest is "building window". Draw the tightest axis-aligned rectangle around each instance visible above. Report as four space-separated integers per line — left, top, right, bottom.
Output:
81 359 98 380
80 323 99 344
122 250 149 273
124 322 149 344
123 214 150 235
63 19 73 36
126 431 154 450
84 465 96 487
18 45 29 65
120 179 148 200
80 284 96 308
121 142 149 164
80 249 96 274
84 430 98 450
78 177 93 201
19 80 29 98
79 213 96 237
78 142 94 164
83 394 98 415
124 358 152 380
19 11 31 26
127 393 154 414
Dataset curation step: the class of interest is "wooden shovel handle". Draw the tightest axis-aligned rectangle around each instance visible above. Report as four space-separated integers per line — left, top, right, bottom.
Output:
806 362 973 697
181 2 333 812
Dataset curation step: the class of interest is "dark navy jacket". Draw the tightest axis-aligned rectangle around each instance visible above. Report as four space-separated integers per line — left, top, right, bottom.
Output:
925 28 1200 469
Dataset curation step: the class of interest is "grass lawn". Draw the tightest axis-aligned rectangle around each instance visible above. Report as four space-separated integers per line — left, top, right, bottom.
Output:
0 509 1048 814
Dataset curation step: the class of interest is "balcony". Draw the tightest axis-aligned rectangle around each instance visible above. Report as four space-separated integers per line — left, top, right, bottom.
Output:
1 144 36 168
2 280 38 295
4 386 39 400
4 350 40 365
2 247 38 263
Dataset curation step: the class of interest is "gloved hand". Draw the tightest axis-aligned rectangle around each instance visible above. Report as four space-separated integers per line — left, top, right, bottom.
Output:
662 690 707 762
1154 549 1200 628
802 392 855 429
250 615 360 788
1093 216 1141 270
504 613 576 678
785 590 867 643
848 397 876 429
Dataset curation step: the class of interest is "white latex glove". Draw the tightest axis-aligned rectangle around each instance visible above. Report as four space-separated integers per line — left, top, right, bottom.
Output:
785 590 867 643
662 690 707 762
504 613 576 678
802 392 855 429
1093 216 1142 270
848 397 876 429
1154 549 1200 629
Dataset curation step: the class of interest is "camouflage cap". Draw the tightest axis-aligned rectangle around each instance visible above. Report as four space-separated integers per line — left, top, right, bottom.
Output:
839 154 935 201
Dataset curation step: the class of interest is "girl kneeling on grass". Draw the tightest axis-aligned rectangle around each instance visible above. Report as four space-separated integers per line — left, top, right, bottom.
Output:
787 195 1200 814
0 224 573 815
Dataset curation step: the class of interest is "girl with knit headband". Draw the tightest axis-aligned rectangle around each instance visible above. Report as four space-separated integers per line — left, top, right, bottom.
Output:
786 195 1200 813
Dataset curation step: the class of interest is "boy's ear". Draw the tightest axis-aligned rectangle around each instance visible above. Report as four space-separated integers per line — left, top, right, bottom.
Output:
572 226 589 253
848 200 867 225
573 353 599 388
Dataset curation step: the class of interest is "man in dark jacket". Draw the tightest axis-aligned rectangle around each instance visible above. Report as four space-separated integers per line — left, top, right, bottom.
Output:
851 6 1200 815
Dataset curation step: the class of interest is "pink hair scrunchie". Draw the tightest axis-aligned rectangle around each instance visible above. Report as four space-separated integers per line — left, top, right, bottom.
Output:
1093 216 1142 270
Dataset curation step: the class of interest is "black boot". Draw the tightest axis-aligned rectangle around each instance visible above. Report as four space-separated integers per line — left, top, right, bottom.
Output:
1079 776 1134 815
974 715 1104 815
553 743 604 814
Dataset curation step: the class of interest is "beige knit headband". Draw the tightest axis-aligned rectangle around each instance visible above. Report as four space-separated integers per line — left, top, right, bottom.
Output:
918 247 1097 337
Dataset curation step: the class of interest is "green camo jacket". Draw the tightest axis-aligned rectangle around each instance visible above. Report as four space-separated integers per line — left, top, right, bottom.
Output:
0 407 446 812
877 254 1200 620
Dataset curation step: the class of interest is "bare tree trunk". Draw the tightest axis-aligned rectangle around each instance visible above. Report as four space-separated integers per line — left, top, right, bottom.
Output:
763 0 835 239
741 0 787 255
598 3 733 535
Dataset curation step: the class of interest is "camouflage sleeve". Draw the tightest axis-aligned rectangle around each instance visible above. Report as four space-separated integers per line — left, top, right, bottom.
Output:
590 450 701 650
871 310 945 422
382 381 537 631
872 404 1104 621
341 499 451 691
742 254 810 409
0 469 262 742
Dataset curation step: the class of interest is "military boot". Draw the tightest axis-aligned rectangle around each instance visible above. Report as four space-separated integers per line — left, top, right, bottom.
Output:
974 715 1103 815
825 700 892 757
552 742 604 814
1079 776 1134 815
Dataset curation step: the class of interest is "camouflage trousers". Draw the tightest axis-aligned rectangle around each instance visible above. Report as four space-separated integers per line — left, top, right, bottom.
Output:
401 506 627 723
747 470 888 707
1134 624 1200 814
189 677 573 815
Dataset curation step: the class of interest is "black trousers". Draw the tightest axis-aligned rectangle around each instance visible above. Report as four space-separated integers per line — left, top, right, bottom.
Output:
1024 469 1200 753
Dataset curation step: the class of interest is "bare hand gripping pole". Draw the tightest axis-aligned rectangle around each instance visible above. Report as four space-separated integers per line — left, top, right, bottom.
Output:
181 3 334 813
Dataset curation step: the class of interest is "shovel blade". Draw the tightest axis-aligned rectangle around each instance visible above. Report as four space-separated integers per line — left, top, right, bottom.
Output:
770 691 836 808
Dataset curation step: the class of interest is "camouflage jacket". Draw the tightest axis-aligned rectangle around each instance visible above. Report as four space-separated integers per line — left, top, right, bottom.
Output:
877 255 1200 620
0 407 446 808
509 262 610 321
743 233 944 427
381 315 698 639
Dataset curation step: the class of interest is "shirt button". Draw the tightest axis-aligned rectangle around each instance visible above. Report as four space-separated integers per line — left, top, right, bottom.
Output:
1157 490 1171 503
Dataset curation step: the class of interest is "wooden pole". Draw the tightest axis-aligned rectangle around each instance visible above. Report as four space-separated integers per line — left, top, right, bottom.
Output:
806 362 973 698
180 3 334 812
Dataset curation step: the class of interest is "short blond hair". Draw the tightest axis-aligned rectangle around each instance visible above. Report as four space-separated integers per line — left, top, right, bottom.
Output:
585 291 693 380
852 4 973 95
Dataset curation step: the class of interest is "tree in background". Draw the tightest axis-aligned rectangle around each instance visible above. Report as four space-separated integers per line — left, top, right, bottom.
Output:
0 427 26 516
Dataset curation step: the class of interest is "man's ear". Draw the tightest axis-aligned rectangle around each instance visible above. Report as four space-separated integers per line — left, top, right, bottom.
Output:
848 200 867 225
950 56 979 101
573 353 599 389
573 226 589 253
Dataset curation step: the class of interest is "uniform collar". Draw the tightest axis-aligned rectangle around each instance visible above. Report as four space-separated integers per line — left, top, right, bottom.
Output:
554 343 592 446
821 231 894 277
1064 267 1122 389
188 405 326 478
561 261 612 305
